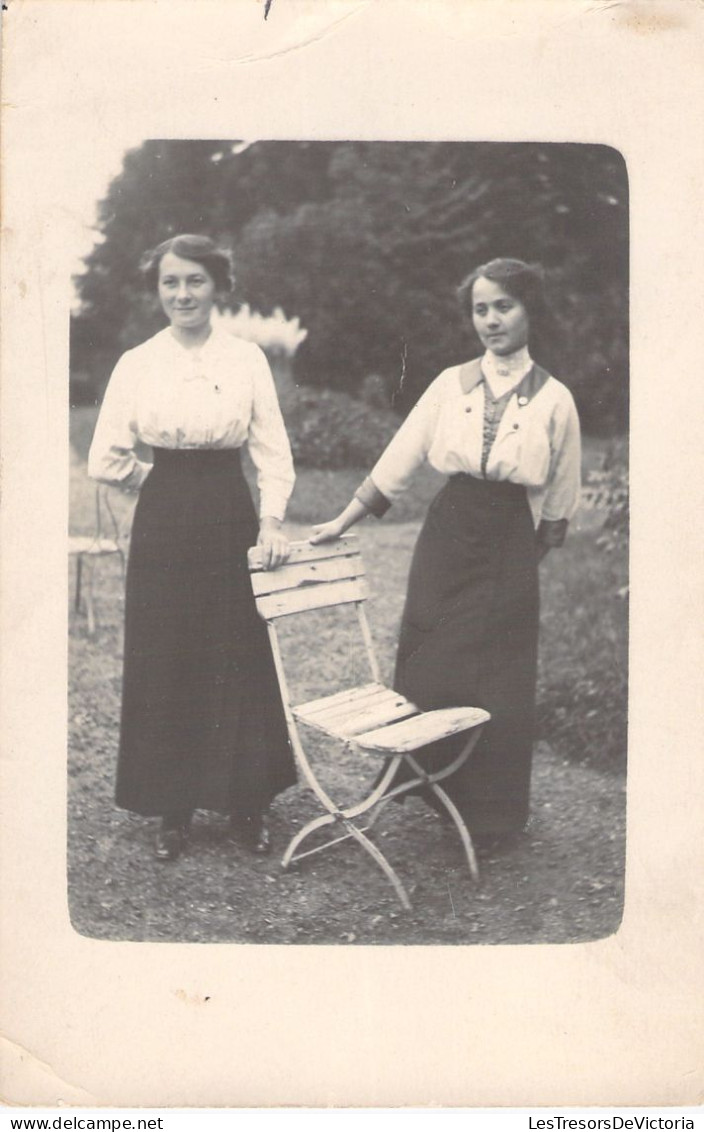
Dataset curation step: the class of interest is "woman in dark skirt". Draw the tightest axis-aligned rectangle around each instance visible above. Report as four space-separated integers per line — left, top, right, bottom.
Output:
310 258 581 845
88 234 297 860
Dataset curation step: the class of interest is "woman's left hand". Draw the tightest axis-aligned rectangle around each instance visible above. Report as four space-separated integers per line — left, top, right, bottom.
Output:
257 517 291 570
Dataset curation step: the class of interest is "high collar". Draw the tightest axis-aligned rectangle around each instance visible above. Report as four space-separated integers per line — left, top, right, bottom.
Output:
481 346 533 387
458 355 551 406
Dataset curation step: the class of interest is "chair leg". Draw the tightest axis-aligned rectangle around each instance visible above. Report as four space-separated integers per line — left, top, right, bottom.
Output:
356 765 479 880
74 554 83 613
284 815 412 910
404 745 482 882
364 795 392 829
360 756 413 828
84 558 97 636
343 820 412 910
280 720 485 906
425 782 479 881
283 812 412 910
282 811 339 869
281 788 413 909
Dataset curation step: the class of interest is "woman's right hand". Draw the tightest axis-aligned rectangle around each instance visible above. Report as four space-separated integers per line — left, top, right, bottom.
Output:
309 517 346 544
309 497 370 544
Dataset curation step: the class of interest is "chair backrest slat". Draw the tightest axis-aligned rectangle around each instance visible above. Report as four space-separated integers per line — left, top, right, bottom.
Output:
251 555 365 597
255 576 368 620
249 536 369 621
247 535 359 572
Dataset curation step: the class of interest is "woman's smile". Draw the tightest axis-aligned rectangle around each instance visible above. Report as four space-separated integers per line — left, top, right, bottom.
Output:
158 251 217 334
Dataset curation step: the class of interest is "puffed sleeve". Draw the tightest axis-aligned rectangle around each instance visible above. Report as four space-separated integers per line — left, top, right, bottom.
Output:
354 375 444 515
246 346 296 522
538 388 582 542
87 352 152 491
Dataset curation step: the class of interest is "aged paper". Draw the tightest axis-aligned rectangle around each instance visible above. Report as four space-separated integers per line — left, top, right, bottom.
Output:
1 0 703 1108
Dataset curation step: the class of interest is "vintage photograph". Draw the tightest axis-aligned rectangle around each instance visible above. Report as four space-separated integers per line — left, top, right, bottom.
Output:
67 139 629 947
6 0 704 1110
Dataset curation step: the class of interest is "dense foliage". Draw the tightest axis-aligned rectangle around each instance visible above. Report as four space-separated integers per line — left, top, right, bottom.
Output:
73 140 628 432
281 386 400 470
585 439 629 553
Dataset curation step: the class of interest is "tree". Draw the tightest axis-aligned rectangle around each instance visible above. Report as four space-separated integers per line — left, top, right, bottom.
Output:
72 140 628 431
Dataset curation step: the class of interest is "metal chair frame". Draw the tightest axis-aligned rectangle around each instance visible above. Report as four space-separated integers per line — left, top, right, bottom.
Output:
248 534 490 910
69 486 124 634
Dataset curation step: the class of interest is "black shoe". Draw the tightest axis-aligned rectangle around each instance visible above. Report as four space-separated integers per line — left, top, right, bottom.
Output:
155 826 185 861
155 815 191 861
253 818 272 856
229 814 272 856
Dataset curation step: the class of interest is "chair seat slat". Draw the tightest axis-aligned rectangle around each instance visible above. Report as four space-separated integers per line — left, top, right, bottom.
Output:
296 685 402 724
296 690 415 737
256 577 368 619
68 537 120 556
251 555 365 596
313 699 421 739
294 682 385 717
355 706 491 753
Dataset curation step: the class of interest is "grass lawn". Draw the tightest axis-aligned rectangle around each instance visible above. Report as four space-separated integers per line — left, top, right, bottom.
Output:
68 408 627 945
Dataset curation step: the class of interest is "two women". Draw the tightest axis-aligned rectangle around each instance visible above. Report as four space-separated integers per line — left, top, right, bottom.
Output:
90 241 580 860
311 258 581 844
89 234 297 860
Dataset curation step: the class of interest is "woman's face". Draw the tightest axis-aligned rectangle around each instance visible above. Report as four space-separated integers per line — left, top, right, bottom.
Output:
471 276 530 356
158 252 217 332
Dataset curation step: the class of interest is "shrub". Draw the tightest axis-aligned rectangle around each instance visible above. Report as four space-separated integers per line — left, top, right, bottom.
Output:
536 440 629 772
360 373 394 409
535 523 628 774
537 669 628 774
583 438 629 554
281 386 400 470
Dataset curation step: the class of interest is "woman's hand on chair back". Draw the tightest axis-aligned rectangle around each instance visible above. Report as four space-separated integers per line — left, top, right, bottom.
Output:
258 517 291 570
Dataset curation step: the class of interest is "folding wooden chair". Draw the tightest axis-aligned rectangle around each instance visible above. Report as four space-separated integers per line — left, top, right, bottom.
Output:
247 534 490 909
69 486 124 635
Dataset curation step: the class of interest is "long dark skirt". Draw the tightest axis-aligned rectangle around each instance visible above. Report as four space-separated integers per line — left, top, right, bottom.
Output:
115 447 296 820
391 473 540 836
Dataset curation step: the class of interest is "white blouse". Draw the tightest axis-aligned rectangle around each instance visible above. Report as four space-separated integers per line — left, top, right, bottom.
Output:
88 326 295 521
366 354 581 529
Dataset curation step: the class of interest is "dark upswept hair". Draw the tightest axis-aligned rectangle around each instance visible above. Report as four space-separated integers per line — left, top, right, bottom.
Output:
139 234 234 292
457 257 546 326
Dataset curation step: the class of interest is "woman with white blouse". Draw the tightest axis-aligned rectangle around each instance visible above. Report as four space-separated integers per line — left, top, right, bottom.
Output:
89 234 297 861
311 258 581 847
